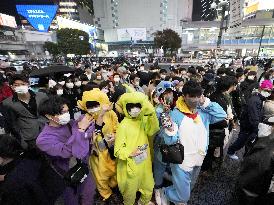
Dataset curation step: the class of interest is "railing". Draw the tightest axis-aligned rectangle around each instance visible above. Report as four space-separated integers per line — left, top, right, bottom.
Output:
0 35 19 42
202 38 274 45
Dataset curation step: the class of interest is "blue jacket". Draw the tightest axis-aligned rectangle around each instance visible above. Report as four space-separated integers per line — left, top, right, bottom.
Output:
163 97 226 170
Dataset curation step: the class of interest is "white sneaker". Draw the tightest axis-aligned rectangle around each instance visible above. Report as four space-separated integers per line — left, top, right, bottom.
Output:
155 189 162 205
160 189 170 205
228 154 239 160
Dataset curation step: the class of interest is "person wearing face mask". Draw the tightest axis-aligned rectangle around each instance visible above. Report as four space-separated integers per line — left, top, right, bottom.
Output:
63 78 77 117
101 69 109 81
240 71 259 105
159 81 226 205
84 65 96 81
160 69 168 80
58 79 66 87
36 96 96 205
231 72 246 119
2 74 48 150
201 76 237 175
129 74 144 93
117 66 129 84
112 73 121 86
114 92 159 205
0 73 12 103
48 78 57 89
99 80 113 101
227 80 273 160
0 134 66 205
153 81 176 205
237 116 274 205
77 89 119 204
73 78 83 101
94 73 103 85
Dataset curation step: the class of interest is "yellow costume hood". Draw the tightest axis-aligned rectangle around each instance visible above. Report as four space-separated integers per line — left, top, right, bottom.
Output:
77 88 111 112
116 92 155 119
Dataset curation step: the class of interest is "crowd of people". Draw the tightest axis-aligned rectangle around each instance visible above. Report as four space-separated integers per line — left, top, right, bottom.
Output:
0 57 273 205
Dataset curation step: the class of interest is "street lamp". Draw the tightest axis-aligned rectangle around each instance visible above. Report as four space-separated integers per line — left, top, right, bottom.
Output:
211 0 229 48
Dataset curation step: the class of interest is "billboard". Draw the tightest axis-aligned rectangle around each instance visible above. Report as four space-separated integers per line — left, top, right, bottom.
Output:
56 16 97 41
244 0 274 17
56 16 98 50
228 0 243 36
117 28 147 41
0 13 17 28
16 4 58 32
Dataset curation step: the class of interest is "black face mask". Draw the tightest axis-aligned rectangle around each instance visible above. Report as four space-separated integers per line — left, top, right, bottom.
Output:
184 97 200 110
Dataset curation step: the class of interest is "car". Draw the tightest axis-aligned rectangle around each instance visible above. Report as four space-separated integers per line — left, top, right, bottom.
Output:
10 60 28 72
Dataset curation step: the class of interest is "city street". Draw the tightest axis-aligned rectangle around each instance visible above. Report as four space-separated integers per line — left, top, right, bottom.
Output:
0 0 273 205
189 129 242 205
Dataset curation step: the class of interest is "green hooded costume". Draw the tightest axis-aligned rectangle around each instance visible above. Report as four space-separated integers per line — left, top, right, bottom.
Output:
114 92 159 205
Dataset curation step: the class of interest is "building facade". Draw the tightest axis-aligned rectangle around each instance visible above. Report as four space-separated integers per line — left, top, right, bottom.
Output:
93 0 193 50
181 18 274 57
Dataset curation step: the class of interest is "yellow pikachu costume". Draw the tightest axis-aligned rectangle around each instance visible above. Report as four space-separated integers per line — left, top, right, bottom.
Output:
114 92 160 205
77 89 118 200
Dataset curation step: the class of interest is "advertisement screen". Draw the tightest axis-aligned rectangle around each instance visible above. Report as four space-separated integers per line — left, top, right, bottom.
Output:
244 0 274 16
117 28 147 41
0 13 17 28
56 16 98 50
16 4 58 32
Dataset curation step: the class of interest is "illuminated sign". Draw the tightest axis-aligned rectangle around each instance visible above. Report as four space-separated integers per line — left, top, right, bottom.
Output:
0 13 17 28
244 0 274 17
16 5 58 32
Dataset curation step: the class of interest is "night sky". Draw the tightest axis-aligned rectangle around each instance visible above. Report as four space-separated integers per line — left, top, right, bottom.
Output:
192 0 216 21
1 0 210 24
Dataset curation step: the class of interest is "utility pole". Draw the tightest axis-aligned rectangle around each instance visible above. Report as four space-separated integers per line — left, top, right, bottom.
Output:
217 5 226 48
256 25 265 61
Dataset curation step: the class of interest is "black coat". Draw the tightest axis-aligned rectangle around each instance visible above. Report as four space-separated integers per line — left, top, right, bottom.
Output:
208 91 230 147
0 156 65 205
240 79 259 105
238 135 274 196
209 91 230 130
240 93 265 140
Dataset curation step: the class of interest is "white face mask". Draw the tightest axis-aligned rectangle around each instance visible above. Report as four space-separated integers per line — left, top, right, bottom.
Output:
58 112 71 125
74 81 82 87
247 75 255 80
261 90 271 98
14 85 29 94
97 76 102 80
66 82 74 89
139 66 144 71
114 77 120 83
129 107 141 118
56 89 63 96
48 79 57 88
88 107 101 114
58 81 65 86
